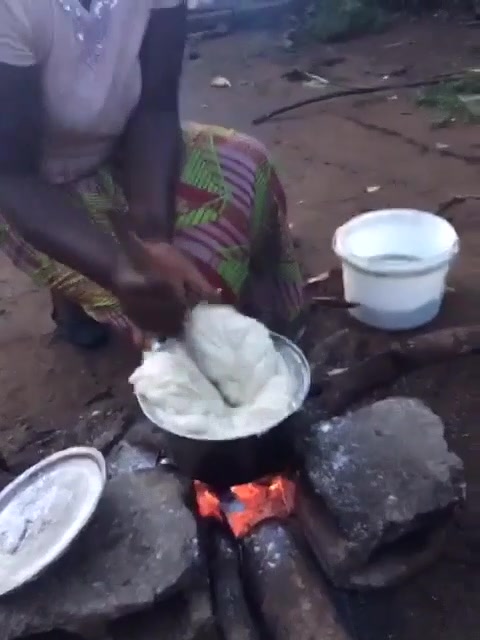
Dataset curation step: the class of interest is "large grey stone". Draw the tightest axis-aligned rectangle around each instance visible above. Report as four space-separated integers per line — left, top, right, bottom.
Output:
296 397 464 588
0 469 203 640
296 480 450 589
5 403 136 474
110 588 218 640
107 440 157 478
124 418 166 456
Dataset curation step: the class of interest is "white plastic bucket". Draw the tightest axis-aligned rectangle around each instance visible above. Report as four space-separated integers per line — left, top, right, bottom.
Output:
333 209 459 330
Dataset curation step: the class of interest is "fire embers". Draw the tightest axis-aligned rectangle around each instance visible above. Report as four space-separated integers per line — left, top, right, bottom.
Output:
195 475 295 538
200 480 349 640
207 517 350 640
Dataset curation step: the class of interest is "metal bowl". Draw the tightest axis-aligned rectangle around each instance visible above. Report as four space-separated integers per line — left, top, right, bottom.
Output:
267 331 311 418
139 331 311 440
137 332 311 487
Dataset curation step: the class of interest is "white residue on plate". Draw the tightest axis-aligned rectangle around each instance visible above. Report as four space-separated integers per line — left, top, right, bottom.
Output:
0 473 72 556
0 450 105 597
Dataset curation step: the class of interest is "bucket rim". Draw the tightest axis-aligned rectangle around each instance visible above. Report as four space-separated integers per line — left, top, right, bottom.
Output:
332 209 459 276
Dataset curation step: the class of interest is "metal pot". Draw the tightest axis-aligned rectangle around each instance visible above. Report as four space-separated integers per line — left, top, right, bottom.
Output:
138 333 310 489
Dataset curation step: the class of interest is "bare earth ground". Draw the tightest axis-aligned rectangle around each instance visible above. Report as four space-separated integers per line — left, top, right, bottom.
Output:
0 17 479 640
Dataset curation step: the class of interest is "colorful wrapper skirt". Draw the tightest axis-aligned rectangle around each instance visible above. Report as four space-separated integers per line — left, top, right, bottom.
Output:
0 123 304 336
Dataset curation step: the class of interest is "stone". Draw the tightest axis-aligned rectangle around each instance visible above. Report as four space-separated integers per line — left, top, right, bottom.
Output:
5 403 136 474
125 418 166 456
0 469 204 640
19 633 86 640
296 480 450 589
296 397 464 588
107 441 157 478
241 521 350 640
110 588 218 640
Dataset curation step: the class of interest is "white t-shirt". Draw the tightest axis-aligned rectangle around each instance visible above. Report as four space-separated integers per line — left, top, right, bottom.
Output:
0 0 181 183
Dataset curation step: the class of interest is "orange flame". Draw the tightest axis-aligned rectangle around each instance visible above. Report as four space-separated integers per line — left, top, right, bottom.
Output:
195 475 295 538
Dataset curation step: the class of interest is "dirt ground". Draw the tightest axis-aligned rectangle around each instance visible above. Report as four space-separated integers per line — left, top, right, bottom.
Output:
0 16 479 640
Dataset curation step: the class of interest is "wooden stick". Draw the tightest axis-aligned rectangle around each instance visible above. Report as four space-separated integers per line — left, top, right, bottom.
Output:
437 194 480 215
252 73 463 125
310 296 358 309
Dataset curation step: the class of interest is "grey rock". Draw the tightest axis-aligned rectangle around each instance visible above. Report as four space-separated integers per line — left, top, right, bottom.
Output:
18 633 86 640
0 469 203 640
107 440 157 478
296 482 450 589
110 588 218 640
125 418 166 455
6 404 136 474
297 397 464 587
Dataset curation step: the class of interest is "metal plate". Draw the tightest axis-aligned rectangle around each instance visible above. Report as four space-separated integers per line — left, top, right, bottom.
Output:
0 447 106 598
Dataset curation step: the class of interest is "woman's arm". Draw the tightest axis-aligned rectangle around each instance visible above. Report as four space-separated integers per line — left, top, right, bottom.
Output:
0 63 120 292
122 1 187 241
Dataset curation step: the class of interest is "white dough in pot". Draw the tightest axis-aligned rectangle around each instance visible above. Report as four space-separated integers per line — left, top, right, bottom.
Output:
129 342 226 418
231 356 292 434
129 306 294 440
184 304 283 406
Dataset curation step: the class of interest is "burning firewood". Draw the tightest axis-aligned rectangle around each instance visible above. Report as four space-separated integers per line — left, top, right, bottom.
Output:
195 476 295 539
312 325 480 416
241 521 350 640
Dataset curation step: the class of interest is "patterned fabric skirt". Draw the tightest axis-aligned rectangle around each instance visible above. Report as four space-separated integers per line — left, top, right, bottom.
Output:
0 123 304 337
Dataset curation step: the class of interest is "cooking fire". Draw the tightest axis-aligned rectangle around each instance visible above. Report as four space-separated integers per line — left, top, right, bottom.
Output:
1 397 464 640
195 475 295 537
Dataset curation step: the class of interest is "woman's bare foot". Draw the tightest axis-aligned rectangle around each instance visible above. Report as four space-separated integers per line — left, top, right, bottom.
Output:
50 292 110 349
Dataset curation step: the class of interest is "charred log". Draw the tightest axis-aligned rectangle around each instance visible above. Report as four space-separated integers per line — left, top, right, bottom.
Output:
311 325 480 416
208 522 260 640
241 520 350 640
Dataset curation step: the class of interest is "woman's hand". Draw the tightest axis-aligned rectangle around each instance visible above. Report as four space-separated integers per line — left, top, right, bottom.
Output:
109 213 219 337
136 240 217 305
114 259 186 337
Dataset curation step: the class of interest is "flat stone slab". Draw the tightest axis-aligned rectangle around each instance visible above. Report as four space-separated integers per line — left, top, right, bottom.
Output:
110 588 218 640
297 397 465 581
107 440 157 478
0 469 203 640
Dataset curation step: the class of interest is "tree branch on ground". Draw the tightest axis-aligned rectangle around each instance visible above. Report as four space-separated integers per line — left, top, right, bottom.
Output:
309 325 480 416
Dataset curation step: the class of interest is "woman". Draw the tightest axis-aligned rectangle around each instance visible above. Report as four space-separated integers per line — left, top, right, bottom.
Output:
0 0 303 349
